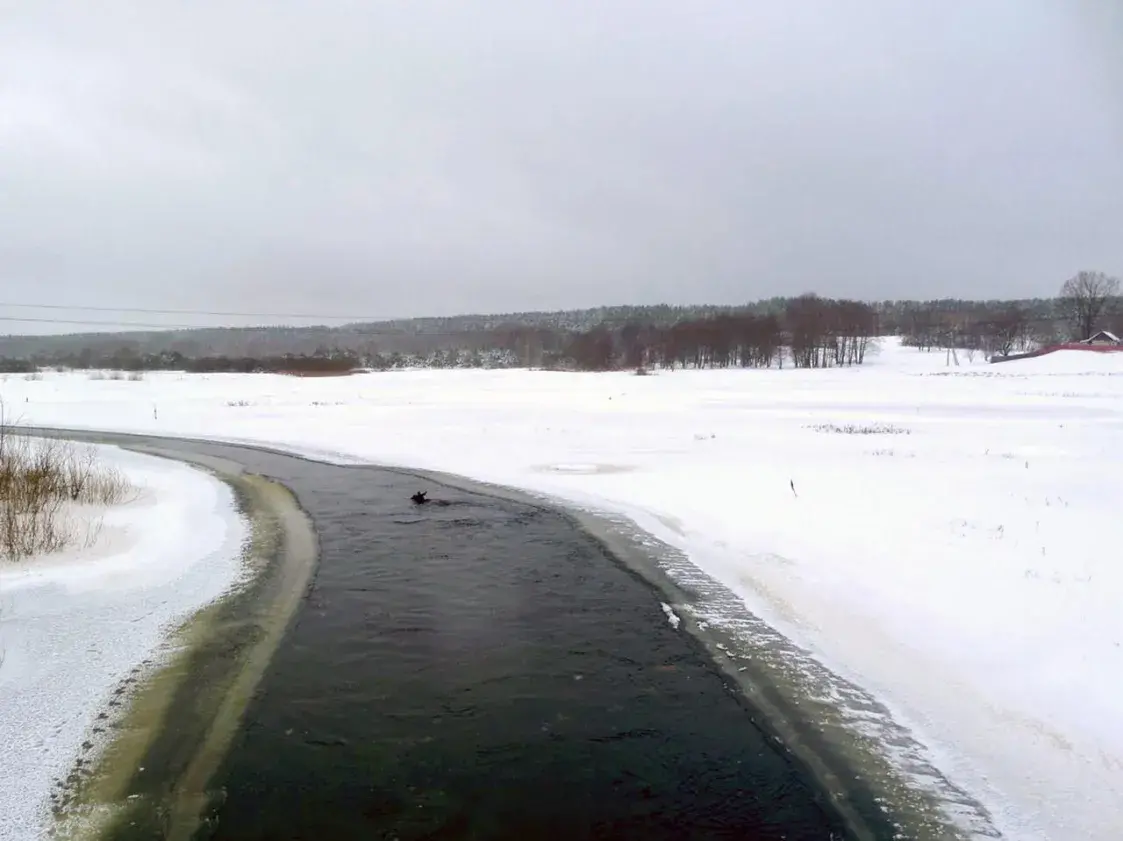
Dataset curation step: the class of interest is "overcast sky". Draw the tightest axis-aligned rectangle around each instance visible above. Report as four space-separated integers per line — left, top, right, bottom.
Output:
2 0 1121 333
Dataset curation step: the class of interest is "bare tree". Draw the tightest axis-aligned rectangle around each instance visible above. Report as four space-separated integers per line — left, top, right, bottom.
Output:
902 307 939 351
618 322 651 369
785 294 830 368
565 326 616 370
1058 271 1120 341
835 300 877 365
986 305 1031 357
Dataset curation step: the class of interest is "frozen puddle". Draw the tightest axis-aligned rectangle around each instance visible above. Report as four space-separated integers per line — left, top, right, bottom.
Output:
532 463 638 475
0 444 248 841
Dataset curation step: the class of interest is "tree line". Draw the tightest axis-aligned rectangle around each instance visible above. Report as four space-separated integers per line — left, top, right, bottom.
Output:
559 296 877 371
1 271 1118 374
2 295 877 373
895 271 1121 358
1 350 360 375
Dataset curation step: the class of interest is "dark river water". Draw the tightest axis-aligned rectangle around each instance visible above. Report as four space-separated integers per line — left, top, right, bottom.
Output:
52 434 854 840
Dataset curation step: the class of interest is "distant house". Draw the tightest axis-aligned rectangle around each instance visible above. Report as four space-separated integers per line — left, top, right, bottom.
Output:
1081 330 1122 346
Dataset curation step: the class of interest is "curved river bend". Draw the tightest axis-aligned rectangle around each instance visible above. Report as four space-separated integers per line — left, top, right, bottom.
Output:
37 431 878 841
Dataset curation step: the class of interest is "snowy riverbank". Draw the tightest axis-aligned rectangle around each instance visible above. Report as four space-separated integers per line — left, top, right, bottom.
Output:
0 445 247 841
4 339 1123 839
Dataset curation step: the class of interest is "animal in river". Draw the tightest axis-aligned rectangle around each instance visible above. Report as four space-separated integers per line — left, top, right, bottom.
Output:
410 491 429 505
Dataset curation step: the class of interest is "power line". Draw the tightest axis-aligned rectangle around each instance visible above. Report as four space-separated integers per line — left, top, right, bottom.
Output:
0 315 233 330
0 301 383 322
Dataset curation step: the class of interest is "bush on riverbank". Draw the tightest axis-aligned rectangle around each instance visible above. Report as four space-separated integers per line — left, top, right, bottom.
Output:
0 417 131 560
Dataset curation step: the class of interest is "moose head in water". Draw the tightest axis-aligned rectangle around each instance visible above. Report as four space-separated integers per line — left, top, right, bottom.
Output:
410 491 429 505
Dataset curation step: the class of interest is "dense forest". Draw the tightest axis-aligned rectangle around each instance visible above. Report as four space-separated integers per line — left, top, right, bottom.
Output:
1 278 1120 374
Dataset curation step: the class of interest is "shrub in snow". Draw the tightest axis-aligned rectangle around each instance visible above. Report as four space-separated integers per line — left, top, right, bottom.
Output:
0 423 131 561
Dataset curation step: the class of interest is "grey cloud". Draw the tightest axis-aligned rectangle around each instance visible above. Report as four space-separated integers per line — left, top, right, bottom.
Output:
2 0 1122 333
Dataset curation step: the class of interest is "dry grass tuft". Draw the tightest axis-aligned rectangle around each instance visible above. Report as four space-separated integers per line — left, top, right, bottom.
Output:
0 410 132 561
806 422 911 436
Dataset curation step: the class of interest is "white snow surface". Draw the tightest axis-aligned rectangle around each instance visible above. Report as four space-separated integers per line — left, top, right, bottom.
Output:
0 446 247 841
3 339 1123 839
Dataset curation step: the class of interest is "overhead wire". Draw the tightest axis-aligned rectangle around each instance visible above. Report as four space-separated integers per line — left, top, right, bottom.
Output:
0 301 390 323
0 314 245 330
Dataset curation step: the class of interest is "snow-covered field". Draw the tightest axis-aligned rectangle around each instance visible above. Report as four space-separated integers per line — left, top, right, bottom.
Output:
0 446 247 841
2 338 1122 840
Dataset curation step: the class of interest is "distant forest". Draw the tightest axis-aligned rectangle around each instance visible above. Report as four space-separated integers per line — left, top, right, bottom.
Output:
1 282 1120 374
